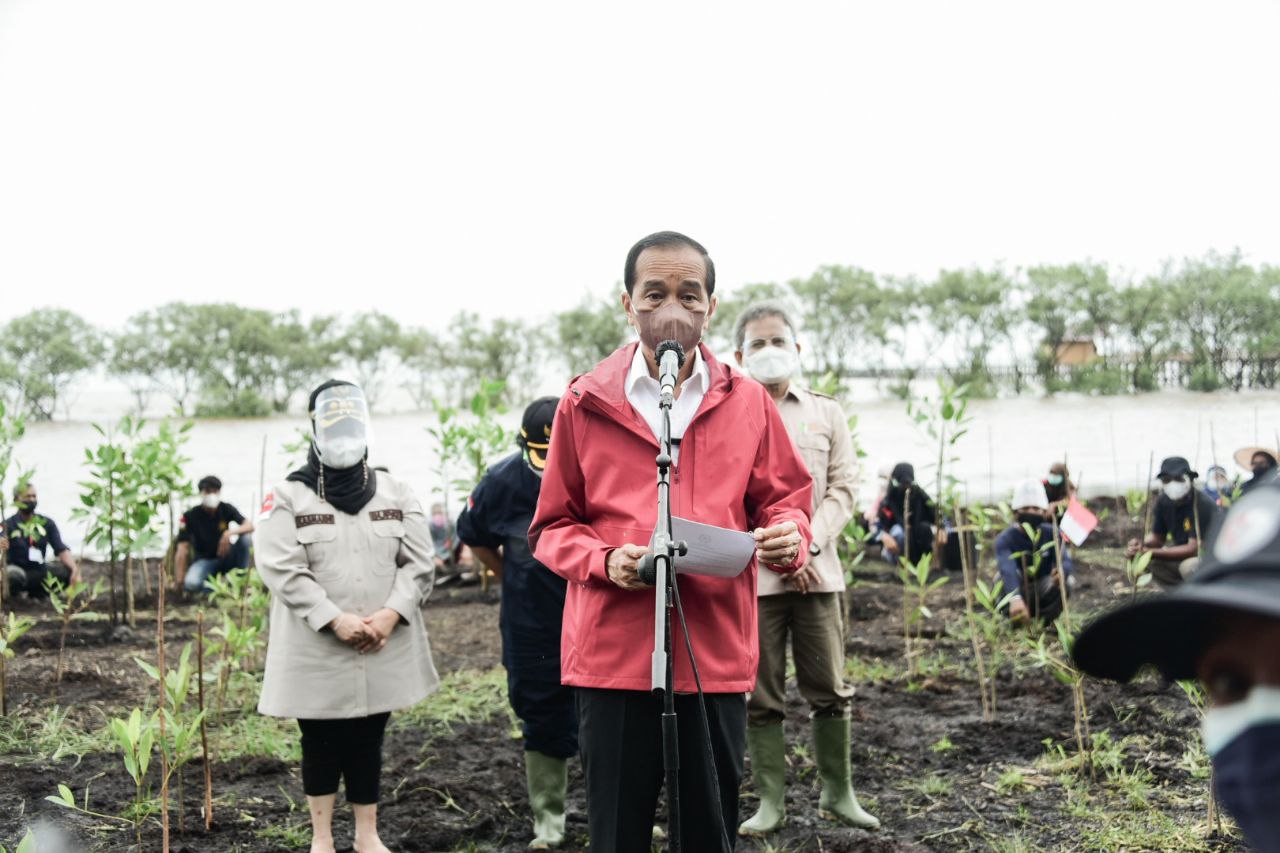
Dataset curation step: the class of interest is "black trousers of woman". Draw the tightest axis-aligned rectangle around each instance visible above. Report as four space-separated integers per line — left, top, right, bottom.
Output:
297 712 391 804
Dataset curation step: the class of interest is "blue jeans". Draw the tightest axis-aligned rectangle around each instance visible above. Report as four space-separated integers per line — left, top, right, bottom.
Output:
184 535 251 593
879 524 905 563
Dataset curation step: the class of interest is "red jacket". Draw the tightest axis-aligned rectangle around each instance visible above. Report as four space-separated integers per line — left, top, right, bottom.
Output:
529 343 814 693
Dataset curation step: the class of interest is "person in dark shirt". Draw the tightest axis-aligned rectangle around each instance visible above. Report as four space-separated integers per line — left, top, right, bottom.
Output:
994 479 1073 622
3 482 80 599
1126 456 1218 588
456 397 575 850
1235 446 1279 497
176 475 254 594
1042 461 1076 519
874 462 937 563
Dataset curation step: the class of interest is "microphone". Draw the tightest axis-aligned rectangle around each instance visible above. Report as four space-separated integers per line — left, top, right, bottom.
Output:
656 340 686 405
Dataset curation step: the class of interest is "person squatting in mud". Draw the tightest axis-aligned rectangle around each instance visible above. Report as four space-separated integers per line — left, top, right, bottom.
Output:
732 300 879 836
995 479 1073 623
256 380 439 853
457 396 576 850
529 230 814 852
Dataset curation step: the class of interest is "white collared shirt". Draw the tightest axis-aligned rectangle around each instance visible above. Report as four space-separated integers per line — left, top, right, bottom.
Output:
625 344 709 464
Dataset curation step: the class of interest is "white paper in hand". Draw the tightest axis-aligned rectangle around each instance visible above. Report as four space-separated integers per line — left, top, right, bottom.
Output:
666 516 756 578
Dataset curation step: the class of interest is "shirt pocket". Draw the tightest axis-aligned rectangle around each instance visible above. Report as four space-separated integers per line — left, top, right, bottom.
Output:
296 523 341 580
370 520 405 575
795 432 831 486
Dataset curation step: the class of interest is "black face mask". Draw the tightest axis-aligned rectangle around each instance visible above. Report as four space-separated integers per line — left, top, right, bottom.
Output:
1017 512 1045 528
1213 721 1280 850
18 501 36 516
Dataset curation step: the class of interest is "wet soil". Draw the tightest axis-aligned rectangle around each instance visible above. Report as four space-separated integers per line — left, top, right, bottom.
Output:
0 510 1244 851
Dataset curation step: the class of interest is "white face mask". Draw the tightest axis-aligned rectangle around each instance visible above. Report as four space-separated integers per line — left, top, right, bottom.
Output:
1203 686 1280 756
202 492 220 510
745 346 799 384
317 435 367 469
1163 479 1192 501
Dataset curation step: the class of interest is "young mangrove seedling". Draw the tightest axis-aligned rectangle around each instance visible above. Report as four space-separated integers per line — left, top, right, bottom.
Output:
44 575 107 691
0 611 36 716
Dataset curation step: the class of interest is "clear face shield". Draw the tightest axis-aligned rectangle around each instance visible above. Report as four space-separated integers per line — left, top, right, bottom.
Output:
312 384 373 469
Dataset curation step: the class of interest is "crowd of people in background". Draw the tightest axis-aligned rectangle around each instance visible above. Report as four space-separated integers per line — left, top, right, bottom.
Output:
5 231 1280 852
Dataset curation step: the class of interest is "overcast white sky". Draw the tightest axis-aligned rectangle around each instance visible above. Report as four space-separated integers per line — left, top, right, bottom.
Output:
1 0 1278 332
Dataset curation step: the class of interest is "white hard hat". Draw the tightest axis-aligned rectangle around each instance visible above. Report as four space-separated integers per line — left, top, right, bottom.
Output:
1012 478 1049 511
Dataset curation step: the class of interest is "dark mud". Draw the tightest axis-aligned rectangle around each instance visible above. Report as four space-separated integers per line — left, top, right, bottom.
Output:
0 512 1244 851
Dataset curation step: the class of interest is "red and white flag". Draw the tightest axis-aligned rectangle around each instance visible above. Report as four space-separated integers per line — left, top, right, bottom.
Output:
1059 498 1098 546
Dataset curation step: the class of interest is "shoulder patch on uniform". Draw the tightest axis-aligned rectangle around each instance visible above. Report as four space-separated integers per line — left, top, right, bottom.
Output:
369 509 403 522
808 388 837 400
257 492 275 521
295 513 335 528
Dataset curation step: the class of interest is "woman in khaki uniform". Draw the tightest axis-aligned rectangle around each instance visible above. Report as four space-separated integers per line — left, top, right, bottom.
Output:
257 380 438 853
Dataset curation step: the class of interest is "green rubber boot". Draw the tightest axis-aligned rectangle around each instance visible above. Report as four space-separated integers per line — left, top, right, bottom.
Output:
738 722 787 836
525 750 567 850
813 716 880 830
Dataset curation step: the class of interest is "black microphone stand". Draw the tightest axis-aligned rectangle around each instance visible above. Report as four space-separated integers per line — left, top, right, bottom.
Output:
638 382 688 850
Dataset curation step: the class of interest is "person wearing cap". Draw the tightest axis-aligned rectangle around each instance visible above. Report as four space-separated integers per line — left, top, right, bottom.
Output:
1126 456 1219 588
1074 482 1280 851
456 396 575 850
176 475 255 594
529 232 813 852
874 462 937 563
731 301 878 835
994 480 1073 623
1235 446 1279 497
256 380 438 853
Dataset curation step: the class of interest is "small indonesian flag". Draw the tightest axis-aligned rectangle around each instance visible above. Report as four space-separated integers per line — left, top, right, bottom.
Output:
258 490 276 521
1059 498 1098 546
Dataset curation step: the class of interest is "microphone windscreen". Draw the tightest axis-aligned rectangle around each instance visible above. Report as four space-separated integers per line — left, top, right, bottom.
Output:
655 339 686 369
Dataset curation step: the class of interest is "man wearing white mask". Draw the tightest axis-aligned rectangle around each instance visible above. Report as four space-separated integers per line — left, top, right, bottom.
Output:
1125 456 1219 588
732 302 878 836
177 474 255 594
1074 481 1280 851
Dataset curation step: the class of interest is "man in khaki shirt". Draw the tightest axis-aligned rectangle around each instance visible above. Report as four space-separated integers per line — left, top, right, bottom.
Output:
733 301 879 836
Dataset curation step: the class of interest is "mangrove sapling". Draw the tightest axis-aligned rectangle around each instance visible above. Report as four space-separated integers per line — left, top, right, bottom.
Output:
0 612 35 716
955 507 991 721
972 577 1017 713
136 645 206 842
44 575 107 690
1176 679 1221 836
898 552 948 679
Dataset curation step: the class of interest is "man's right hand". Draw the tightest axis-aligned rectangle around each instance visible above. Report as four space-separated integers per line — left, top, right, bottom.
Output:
329 612 375 648
1008 596 1030 622
606 544 652 591
880 532 899 556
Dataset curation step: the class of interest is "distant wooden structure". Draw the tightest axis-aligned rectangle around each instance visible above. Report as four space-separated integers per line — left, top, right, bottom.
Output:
1053 339 1098 366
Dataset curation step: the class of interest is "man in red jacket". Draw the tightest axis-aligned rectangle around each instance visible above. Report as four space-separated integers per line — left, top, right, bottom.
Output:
529 231 814 853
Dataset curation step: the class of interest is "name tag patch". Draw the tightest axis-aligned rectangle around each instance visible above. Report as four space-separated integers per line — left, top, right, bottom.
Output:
295 513 335 528
369 509 403 522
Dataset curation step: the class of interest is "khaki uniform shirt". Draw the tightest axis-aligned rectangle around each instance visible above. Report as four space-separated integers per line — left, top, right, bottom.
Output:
255 474 440 719
759 384 858 596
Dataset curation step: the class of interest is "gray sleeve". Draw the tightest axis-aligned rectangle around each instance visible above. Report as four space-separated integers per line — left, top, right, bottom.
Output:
254 485 342 632
383 481 435 622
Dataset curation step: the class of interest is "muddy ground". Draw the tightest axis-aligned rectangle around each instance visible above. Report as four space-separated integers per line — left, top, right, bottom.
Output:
0 505 1245 851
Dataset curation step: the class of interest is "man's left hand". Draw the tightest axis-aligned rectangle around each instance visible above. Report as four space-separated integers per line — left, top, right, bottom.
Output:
216 531 232 559
755 521 802 568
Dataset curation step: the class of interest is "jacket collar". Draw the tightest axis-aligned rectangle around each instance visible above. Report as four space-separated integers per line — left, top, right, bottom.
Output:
570 341 740 428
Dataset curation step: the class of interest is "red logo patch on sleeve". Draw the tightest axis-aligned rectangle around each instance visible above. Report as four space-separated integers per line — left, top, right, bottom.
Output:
259 491 276 520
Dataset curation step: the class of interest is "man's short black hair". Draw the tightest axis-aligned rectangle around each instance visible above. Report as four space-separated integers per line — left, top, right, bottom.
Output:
198 475 222 492
624 231 716 296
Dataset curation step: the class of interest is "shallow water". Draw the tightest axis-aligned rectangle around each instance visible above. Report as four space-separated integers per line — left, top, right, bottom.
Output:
11 388 1280 555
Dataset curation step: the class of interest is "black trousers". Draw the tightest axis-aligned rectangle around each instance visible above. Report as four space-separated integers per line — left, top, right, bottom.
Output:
577 687 745 853
297 713 390 804
508 666 579 759
15 562 71 598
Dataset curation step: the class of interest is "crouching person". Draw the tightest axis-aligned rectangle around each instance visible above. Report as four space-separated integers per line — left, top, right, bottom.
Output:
176 475 253 594
995 480 1073 623
256 380 439 853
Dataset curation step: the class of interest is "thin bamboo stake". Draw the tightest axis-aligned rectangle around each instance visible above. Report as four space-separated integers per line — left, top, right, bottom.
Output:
125 553 137 628
197 610 213 831
157 558 170 852
955 513 991 721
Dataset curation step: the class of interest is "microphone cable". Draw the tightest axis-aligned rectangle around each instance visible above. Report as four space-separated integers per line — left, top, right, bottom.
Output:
670 571 734 853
